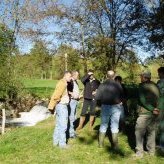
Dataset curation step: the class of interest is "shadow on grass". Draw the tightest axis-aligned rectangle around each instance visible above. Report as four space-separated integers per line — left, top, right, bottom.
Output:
156 149 164 157
105 146 125 157
124 123 136 150
71 110 101 145
77 131 98 145
74 110 101 130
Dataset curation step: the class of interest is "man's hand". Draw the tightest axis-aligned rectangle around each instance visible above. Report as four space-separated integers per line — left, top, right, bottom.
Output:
68 91 73 96
92 91 96 96
79 95 83 100
153 108 160 115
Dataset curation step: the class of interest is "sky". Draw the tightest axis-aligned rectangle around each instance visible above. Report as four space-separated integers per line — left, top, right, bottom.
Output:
0 0 160 61
16 0 74 54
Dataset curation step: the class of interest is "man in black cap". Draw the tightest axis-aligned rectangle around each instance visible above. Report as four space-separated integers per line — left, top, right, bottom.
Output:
134 70 160 157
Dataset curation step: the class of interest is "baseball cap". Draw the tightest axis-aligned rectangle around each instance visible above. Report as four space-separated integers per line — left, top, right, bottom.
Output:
140 70 151 78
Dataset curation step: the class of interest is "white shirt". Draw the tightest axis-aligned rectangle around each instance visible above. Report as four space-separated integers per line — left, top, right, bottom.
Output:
72 80 80 99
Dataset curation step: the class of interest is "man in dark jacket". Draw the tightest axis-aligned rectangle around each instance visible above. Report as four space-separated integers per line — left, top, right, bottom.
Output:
96 70 124 150
157 67 164 152
134 70 160 157
76 69 100 130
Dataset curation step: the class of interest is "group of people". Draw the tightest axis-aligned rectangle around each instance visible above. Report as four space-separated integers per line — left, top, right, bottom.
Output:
48 67 164 158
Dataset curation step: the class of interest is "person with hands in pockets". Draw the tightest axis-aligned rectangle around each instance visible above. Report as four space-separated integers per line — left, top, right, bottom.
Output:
48 71 72 149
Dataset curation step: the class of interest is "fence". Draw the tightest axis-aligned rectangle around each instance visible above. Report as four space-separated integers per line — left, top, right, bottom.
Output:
0 103 6 135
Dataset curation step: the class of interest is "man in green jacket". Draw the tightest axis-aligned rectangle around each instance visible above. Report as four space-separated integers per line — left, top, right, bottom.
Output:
157 67 164 151
134 70 160 157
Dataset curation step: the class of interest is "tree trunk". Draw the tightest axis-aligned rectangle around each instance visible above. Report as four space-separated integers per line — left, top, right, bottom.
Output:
50 71 53 80
83 58 88 74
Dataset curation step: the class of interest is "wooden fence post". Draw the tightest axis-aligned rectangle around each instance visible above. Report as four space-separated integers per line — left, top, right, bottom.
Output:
1 108 6 135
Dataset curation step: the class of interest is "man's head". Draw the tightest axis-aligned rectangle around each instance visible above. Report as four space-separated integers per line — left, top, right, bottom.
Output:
88 69 94 80
115 76 122 84
107 70 115 79
158 67 164 79
63 71 72 82
71 71 79 80
140 70 151 82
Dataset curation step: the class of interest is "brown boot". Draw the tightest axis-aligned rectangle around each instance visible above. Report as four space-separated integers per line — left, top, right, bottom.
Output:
76 116 85 131
89 115 95 131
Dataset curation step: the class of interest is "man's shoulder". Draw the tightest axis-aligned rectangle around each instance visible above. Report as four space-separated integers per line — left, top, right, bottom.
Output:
104 79 115 84
94 79 100 83
140 81 157 89
57 79 67 86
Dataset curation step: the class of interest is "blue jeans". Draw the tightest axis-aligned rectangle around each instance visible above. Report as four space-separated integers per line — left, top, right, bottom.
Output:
99 104 122 133
69 99 78 137
53 103 68 147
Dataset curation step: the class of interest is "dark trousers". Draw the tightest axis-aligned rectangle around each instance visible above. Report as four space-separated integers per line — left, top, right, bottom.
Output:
81 99 97 116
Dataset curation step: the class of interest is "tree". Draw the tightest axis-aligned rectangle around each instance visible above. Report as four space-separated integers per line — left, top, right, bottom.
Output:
145 0 164 50
51 44 83 79
0 23 21 98
29 40 51 79
41 0 146 74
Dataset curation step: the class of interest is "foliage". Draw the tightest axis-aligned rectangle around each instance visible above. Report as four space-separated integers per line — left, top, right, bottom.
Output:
145 1 164 49
52 44 83 79
0 23 22 98
11 40 52 79
30 40 52 79
44 0 147 70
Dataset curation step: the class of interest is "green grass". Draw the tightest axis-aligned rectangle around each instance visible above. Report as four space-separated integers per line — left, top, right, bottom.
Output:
21 78 84 98
22 79 58 88
21 78 57 98
1 78 163 163
0 109 164 164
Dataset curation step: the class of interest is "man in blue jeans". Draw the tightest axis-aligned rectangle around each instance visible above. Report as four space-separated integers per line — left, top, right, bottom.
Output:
96 70 124 150
48 71 72 149
68 71 80 138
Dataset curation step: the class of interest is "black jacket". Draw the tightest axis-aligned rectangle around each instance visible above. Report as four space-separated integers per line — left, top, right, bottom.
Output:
95 79 124 105
81 74 100 100
67 80 74 93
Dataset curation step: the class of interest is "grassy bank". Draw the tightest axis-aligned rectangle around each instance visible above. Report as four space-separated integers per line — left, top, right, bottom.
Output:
0 78 163 163
0 110 163 164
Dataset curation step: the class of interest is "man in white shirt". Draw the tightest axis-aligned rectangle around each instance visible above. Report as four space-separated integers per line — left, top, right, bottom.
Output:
68 71 80 138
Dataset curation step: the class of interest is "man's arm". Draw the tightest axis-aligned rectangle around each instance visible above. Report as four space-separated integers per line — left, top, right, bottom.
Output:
81 74 90 84
95 84 103 106
139 85 154 112
48 80 66 110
